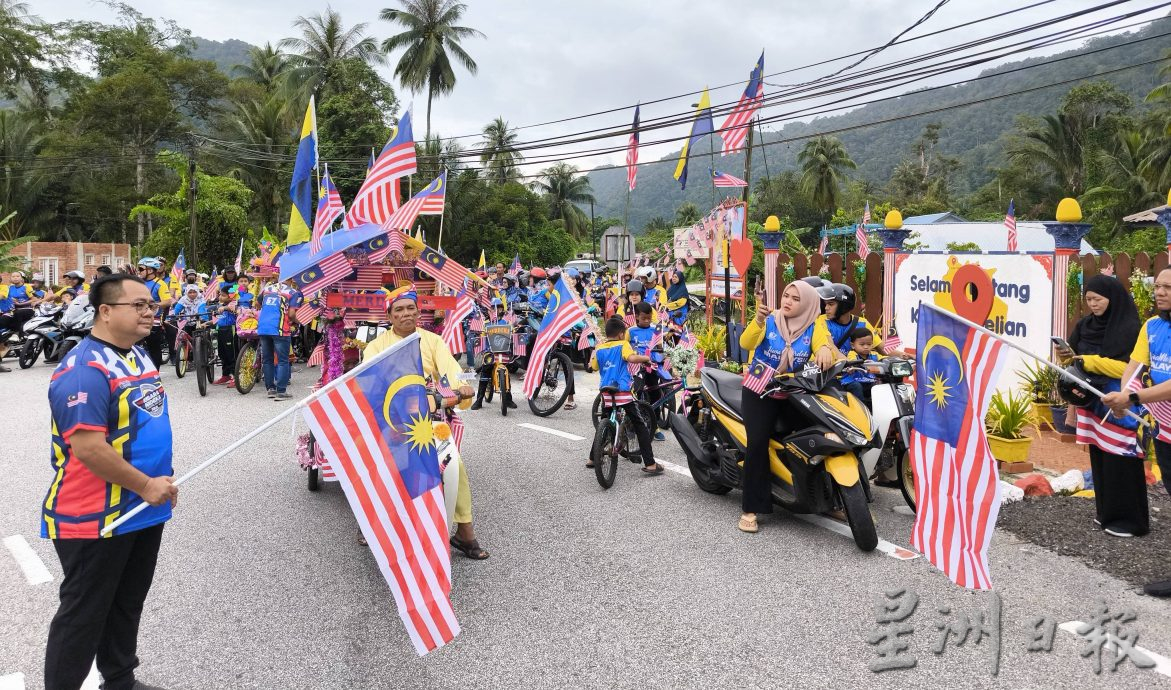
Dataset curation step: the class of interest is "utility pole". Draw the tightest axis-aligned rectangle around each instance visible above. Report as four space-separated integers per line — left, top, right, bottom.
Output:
187 149 198 268
590 199 597 261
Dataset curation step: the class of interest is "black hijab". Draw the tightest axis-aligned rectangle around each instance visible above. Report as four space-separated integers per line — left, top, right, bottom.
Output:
1069 274 1140 361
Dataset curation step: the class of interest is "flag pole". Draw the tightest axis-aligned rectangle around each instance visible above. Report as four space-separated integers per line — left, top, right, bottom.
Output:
437 166 448 251
920 302 1150 427
100 332 426 536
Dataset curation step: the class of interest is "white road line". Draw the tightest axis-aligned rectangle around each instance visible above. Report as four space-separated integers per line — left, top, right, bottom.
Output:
517 423 586 441
656 460 918 560
0 673 25 690
1059 621 1171 678
3 535 52 585
81 662 99 690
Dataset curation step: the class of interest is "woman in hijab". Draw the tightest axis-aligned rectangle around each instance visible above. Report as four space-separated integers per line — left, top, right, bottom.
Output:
665 269 690 327
737 280 837 533
1060 274 1147 537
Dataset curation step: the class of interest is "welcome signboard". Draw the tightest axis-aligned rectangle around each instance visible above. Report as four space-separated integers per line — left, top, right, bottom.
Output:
892 252 1055 392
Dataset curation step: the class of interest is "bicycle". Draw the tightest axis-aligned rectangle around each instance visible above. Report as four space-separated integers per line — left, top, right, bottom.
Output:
592 358 685 431
169 316 217 396
589 388 655 489
233 308 261 394
479 321 517 416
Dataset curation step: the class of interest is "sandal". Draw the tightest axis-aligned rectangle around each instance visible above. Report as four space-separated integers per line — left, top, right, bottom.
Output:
641 464 665 476
563 401 578 410
450 535 490 560
586 459 596 468
738 514 759 533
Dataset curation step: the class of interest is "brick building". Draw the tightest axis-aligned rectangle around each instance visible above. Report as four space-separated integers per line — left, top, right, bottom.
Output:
9 242 131 287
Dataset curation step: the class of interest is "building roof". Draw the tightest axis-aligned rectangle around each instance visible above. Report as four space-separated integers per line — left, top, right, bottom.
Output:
903 211 967 225
904 221 1095 254
1121 204 1169 224
600 225 629 237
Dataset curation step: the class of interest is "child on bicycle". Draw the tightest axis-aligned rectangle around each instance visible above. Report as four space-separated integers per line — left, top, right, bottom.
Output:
588 316 664 475
212 285 238 385
840 327 880 407
626 301 669 441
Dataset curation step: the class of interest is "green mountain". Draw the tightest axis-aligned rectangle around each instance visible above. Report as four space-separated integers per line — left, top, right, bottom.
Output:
189 37 256 77
587 17 1171 230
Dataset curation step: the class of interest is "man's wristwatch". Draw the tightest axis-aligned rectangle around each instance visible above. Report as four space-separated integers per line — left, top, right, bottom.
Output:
1129 391 1141 405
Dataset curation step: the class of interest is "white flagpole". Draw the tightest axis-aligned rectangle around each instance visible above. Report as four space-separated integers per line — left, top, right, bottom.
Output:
101 332 424 535
921 302 1150 427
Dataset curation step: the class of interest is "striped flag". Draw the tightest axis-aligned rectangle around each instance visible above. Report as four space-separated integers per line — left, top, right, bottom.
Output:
300 334 459 655
1127 368 1171 442
884 333 903 353
307 343 326 367
171 249 186 288
1075 409 1142 456
1004 199 1018 252
910 305 1008 590
512 334 527 356
415 243 470 293
448 412 465 452
345 110 416 229
510 254 521 273
234 238 244 274
384 171 446 233
711 169 748 188
369 228 407 264
441 292 474 355
720 51 764 155
523 277 586 399
311 164 345 254
856 202 871 259
742 360 775 395
290 253 353 295
296 297 324 324
627 104 640 191
338 265 389 291
202 273 222 302
818 231 828 255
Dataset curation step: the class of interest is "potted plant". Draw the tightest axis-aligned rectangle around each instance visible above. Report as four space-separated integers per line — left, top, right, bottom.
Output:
986 389 1037 471
1017 361 1061 427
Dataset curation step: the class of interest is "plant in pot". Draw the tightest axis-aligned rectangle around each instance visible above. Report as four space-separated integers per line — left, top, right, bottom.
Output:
1017 360 1063 428
986 389 1038 471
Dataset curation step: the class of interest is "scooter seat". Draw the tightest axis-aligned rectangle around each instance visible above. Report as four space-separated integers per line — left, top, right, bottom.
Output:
701 368 744 417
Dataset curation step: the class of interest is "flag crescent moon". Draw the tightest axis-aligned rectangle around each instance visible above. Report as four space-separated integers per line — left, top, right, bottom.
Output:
922 335 963 385
382 373 428 429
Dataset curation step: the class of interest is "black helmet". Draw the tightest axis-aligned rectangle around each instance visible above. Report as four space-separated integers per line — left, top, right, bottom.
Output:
816 282 856 314
626 279 645 294
800 276 826 288
1057 363 1098 408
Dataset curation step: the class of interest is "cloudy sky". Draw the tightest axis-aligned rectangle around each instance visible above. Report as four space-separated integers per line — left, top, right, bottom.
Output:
37 0 1167 175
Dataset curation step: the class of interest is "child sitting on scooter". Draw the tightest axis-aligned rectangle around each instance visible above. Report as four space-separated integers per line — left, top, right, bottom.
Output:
841 327 880 407
588 316 664 475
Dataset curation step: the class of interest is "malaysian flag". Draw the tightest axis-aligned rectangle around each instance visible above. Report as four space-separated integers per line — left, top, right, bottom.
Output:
300 333 459 655
233 238 244 274
415 243 470 293
202 273 222 302
368 228 408 264
720 52 764 155
384 171 446 234
441 292 474 355
290 252 353 295
512 333 527 356
856 201 870 259
510 254 521 273
1127 368 1171 442
711 169 747 188
523 277 586 399
742 360 775 395
1004 199 1018 252
338 265 389 291
311 164 345 254
818 230 828 255
910 304 1008 590
170 249 186 288
449 413 465 453
884 333 903 354
627 104 640 191
345 110 416 228
307 343 326 367
296 297 324 324
1075 369 1144 456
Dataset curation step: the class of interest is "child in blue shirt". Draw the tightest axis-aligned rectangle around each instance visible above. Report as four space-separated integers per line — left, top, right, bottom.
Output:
588 316 663 475
841 327 880 407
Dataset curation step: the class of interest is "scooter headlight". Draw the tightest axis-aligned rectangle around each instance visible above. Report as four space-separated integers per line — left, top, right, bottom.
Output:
824 431 843 444
896 384 915 405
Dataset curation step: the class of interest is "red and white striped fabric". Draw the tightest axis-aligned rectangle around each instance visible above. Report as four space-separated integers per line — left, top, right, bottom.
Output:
719 52 764 155
741 360 775 395
319 459 337 481
449 414 465 452
344 111 416 228
337 265 388 291
523 279 586 399
1075 409 1142 456
1004 199 1017 253
884 334 902 353
910 323 1006 590
626 105 639 191
1128 369 1171 443
441 293 474 355
296 299 324 324
307 344 326 368
856 202 871 259
512 334 527 356
576 328 592 351
623 314 636 327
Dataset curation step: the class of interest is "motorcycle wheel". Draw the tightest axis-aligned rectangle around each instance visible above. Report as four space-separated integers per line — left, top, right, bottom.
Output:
590 393 603 429
592 419 618 489
174 341 189 378
194 337 209 397
836 481 878 552
18 339 40 369
307 435 320 491
59 340 75 362
499 367 509 417
686 441 731 495
234 343 258 394
897 449 916 513
527 351 573 417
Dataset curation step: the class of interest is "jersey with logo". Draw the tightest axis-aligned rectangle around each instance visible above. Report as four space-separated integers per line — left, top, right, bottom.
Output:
819 315 881 355
749 318 815 373
257 285 304 336
1133 316 1171 385
143 279 172 318
591 340 636 405
235 290 254 309
42 337 173 538
0 283 33 312
215 301 238 328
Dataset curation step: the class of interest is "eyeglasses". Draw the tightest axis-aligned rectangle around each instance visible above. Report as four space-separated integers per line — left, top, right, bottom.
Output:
107 301 159 314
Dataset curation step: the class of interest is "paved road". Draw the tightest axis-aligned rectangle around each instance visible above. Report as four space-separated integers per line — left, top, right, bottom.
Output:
1 360 1168 689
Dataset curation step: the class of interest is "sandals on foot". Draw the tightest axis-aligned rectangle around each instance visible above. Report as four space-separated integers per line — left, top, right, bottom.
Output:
563 401 578 410
451 535 490 560
738 515 759 533
641 464 665 476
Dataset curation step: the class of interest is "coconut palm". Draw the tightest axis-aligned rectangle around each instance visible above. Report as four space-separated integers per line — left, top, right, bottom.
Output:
1082 131 1166 239
380 0 484 139
221 95 294 232
480 116 521 184
1008 114 1084 196
279 9 383 97
535 163 594 239
417 132 464 183
0 109 49 238
798 136 856 221
232 43 292 92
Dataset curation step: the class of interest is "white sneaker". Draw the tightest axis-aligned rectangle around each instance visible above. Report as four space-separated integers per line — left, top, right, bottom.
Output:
1104 526 1134 538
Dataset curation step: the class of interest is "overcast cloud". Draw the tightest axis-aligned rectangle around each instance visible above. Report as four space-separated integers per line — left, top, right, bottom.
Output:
37 0 1164 173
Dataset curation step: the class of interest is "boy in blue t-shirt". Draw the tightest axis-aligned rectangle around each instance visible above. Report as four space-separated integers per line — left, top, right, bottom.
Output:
212 285 238 385
841 327 880 407
589 316 663 475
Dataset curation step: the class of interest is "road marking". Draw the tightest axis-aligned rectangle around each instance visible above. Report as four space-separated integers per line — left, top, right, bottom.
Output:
0 673 24 690
3 535 52 585
1059 621 1171 677
655 460 918 560
81 662 99 690
517 423 586 441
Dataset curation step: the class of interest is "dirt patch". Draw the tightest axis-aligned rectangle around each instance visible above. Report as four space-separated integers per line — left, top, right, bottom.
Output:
998 484 1171 589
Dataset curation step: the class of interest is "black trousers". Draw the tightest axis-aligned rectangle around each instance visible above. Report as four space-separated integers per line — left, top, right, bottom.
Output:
618 401 656 467
45 524 164 690
216 325 236 378
1153 440 1171 499
1088 446 1149 536
741 391 795 514
140 325 165 369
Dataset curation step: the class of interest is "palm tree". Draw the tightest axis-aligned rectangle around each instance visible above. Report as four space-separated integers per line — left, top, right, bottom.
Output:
798 136 856 221
1082 130 1165 239
232 43 292 93
417 132 464 183
480 116 521 184
221 95 294 232
279 9 383 97
535 163 594 238
0 109 49 238
1008 114 1084 196
380 0 484 139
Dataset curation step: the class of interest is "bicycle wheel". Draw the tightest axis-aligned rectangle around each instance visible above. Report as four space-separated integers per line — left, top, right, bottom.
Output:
194 336 209 397
174 339 189 378
590 393 603 429
234 342 258 394
527 351 573 417
591 418 618 489
498 366 509 417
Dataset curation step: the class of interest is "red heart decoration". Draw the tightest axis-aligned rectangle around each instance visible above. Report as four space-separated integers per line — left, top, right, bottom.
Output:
730 238 754 277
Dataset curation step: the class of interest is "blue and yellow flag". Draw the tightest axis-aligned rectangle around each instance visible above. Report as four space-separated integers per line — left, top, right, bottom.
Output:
477 250 486 272
286 96 318 247
673 88 714 190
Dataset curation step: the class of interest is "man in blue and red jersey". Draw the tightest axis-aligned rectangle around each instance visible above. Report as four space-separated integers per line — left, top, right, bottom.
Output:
42 273 178 690
256 278 303 400
135 258 172 368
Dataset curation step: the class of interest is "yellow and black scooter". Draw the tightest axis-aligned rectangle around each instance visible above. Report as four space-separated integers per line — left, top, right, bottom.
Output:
668 360 880 551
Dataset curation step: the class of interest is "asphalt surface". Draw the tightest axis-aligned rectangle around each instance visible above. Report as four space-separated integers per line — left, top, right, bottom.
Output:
1 359 1169 689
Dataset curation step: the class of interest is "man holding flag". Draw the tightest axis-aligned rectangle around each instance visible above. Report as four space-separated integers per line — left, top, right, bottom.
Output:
363 285 489 562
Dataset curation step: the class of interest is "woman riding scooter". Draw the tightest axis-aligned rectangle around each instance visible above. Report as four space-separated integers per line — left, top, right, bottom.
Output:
738 280 836 533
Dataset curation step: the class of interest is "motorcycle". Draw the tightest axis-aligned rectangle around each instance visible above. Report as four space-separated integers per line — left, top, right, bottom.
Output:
57 294 95 362
668 360 881 551
858 357 918 511
18 303 64 368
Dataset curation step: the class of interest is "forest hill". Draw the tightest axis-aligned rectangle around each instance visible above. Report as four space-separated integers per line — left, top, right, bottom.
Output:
907 274 1033 338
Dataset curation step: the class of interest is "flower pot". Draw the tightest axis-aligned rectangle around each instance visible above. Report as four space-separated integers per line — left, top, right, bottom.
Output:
1050 407 1075 435
1033 402 1053 425
987 434 1032 464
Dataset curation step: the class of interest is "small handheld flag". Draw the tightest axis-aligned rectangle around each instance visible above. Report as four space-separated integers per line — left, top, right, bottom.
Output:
856 201 871 259
1004 199 1017 252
